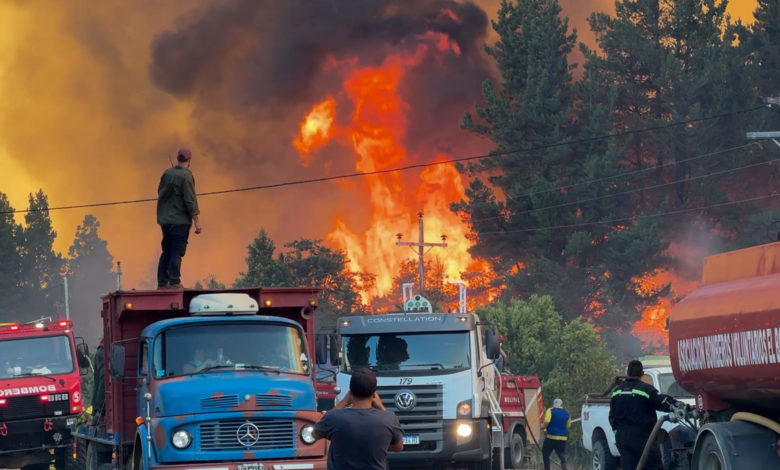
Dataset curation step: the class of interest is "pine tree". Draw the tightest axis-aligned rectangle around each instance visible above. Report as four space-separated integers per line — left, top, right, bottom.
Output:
66 214 114 347
19 190 64 320
0 192 22 321
456 0 669 341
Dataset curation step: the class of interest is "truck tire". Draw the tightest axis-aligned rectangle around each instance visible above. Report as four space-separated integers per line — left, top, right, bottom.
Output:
505 432 524 469
86 441 109 470
591 437 619 470
696 434 725 470
74 438 88 469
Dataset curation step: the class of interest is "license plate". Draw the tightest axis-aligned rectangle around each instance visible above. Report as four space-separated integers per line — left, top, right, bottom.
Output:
403 434 420 445
238 464 264 470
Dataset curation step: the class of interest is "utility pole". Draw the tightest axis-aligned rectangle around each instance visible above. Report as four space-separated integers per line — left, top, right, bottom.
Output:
396 212 447 295
116 261 123 291
62 276 70 320
746 97 780 149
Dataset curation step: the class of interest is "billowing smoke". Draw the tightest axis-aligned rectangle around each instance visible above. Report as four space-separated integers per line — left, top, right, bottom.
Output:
0 0 757 298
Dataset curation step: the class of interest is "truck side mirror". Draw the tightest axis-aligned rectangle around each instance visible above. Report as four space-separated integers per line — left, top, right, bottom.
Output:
110 345 126 378
329 334 341 366
485 328 500 360
75 339 91 369
315 335 328 365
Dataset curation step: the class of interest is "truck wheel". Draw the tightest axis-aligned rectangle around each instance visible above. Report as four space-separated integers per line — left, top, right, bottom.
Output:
592 437 619 470
74 438 88 469
505 432 524 469
696 434 725 470
86 441 107 470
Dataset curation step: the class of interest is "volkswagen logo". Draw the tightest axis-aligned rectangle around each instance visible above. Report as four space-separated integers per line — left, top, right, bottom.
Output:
236 422 260 447
394 390 416 411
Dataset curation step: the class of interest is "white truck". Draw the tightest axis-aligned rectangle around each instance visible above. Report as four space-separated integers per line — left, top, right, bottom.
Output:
335 294 544 470
580 366 694 470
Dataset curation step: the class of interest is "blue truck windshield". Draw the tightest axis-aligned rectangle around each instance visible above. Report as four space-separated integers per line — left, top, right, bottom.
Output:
341 332 470 374
154 323 307 378
0 335 74 378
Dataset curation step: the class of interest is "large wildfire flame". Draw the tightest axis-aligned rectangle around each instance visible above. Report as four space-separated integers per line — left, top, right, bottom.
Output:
293 44 488 307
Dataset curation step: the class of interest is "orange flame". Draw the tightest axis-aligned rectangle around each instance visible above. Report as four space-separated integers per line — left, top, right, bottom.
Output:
292 97 336 166
294 50 490 305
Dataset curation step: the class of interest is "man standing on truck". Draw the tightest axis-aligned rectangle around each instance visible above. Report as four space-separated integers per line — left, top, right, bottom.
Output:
313 367 403 470
609 359 673 470
542 398 570 470
156 147 202 289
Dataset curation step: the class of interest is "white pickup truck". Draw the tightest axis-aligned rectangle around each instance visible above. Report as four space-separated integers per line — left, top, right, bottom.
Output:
580 366 694 470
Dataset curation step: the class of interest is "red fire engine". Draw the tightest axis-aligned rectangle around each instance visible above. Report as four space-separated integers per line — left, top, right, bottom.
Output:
0 318 87 470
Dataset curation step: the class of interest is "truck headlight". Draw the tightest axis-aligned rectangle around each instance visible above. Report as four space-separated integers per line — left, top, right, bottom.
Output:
456 423 473 438
457 400 472 417
301 424 317 444
171 429 192 449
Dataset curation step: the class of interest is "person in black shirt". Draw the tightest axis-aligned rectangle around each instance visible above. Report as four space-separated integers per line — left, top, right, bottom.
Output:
313 368 403 470
609 360 674 470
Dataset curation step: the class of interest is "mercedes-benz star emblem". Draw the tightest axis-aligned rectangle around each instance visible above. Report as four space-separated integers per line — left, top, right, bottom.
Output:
236 422 260 447
395 390 416 411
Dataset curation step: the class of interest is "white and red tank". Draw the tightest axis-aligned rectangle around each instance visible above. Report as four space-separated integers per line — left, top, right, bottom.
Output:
669 241 780 415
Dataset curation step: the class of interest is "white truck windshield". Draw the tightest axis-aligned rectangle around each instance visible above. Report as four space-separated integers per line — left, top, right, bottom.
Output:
342 332 470 374
154 323 308 378
658 372 693 398
0 335 75 378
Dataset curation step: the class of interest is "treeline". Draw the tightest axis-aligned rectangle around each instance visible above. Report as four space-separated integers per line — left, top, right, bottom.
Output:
0 190 114 346
454 0 780 357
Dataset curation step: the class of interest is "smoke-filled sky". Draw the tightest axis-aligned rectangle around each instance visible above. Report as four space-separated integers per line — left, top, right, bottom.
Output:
0 0 758 302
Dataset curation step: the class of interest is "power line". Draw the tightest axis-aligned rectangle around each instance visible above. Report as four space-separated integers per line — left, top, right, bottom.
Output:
476 193 779 236
469 146 775 224
1 105 768 215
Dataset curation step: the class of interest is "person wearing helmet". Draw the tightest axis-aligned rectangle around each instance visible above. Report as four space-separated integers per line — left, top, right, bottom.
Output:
156 147 202 289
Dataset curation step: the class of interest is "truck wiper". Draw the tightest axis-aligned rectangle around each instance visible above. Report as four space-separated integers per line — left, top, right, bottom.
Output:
13 372 57 382
192 364 235 374
194 364 283 375
234 364 282 374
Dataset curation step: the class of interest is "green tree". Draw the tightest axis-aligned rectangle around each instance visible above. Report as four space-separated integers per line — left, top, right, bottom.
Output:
477 295 617 452
457 0 669 347
19 190 64 319
281 239 374 324
65 214 114 347
584 0 769 243
234 229 292 287
194 274 226 290
0 192 22 320
742 0 780 97
235 231 374 330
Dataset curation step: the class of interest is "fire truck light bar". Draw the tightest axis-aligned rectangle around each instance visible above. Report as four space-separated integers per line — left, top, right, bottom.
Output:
0 319 72 334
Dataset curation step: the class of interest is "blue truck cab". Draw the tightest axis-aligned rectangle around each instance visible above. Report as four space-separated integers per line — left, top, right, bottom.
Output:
72 287 327 470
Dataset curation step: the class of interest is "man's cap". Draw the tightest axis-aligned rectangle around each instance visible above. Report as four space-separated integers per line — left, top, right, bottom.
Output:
553 398 563 407
177 148 192 162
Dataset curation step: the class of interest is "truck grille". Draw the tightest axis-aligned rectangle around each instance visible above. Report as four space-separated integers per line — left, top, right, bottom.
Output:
199 394 293 411
200 395 240 410
256 394 292 408
199 418 294 451
0 394 70 421
379 384 443 445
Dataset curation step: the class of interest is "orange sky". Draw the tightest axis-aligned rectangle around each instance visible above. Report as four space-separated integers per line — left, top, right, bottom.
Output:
0 0 760 301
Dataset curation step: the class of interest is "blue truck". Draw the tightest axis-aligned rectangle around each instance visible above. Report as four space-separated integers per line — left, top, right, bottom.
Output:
71 287 327 470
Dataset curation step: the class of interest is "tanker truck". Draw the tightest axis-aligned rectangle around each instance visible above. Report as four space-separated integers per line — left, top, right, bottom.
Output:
661 241 780 469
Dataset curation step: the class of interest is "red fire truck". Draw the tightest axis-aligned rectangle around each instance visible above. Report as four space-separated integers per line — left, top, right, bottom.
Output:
0 318 87 470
